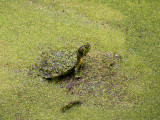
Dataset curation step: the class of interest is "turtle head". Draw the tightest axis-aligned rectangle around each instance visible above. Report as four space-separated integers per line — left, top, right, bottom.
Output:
77 43 91 60
75 43 91 71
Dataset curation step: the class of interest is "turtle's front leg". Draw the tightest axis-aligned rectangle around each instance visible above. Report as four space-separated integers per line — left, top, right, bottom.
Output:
74 67 82 79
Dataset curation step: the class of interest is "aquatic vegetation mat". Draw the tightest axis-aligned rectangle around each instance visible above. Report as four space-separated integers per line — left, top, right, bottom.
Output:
29 50 138 109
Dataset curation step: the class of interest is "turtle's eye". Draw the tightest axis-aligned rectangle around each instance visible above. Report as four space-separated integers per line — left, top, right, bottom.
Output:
82 48 85 52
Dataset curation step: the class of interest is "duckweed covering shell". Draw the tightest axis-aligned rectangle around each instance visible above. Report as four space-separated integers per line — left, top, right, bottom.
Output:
35 50 77 78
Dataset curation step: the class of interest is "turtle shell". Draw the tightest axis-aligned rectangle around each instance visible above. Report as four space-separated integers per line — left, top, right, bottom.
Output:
35 50 77 79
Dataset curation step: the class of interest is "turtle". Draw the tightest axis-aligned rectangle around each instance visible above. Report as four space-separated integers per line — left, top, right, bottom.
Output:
34 43 91 80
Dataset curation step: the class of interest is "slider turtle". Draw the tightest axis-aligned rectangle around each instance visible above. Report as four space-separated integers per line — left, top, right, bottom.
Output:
34 43 91 79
